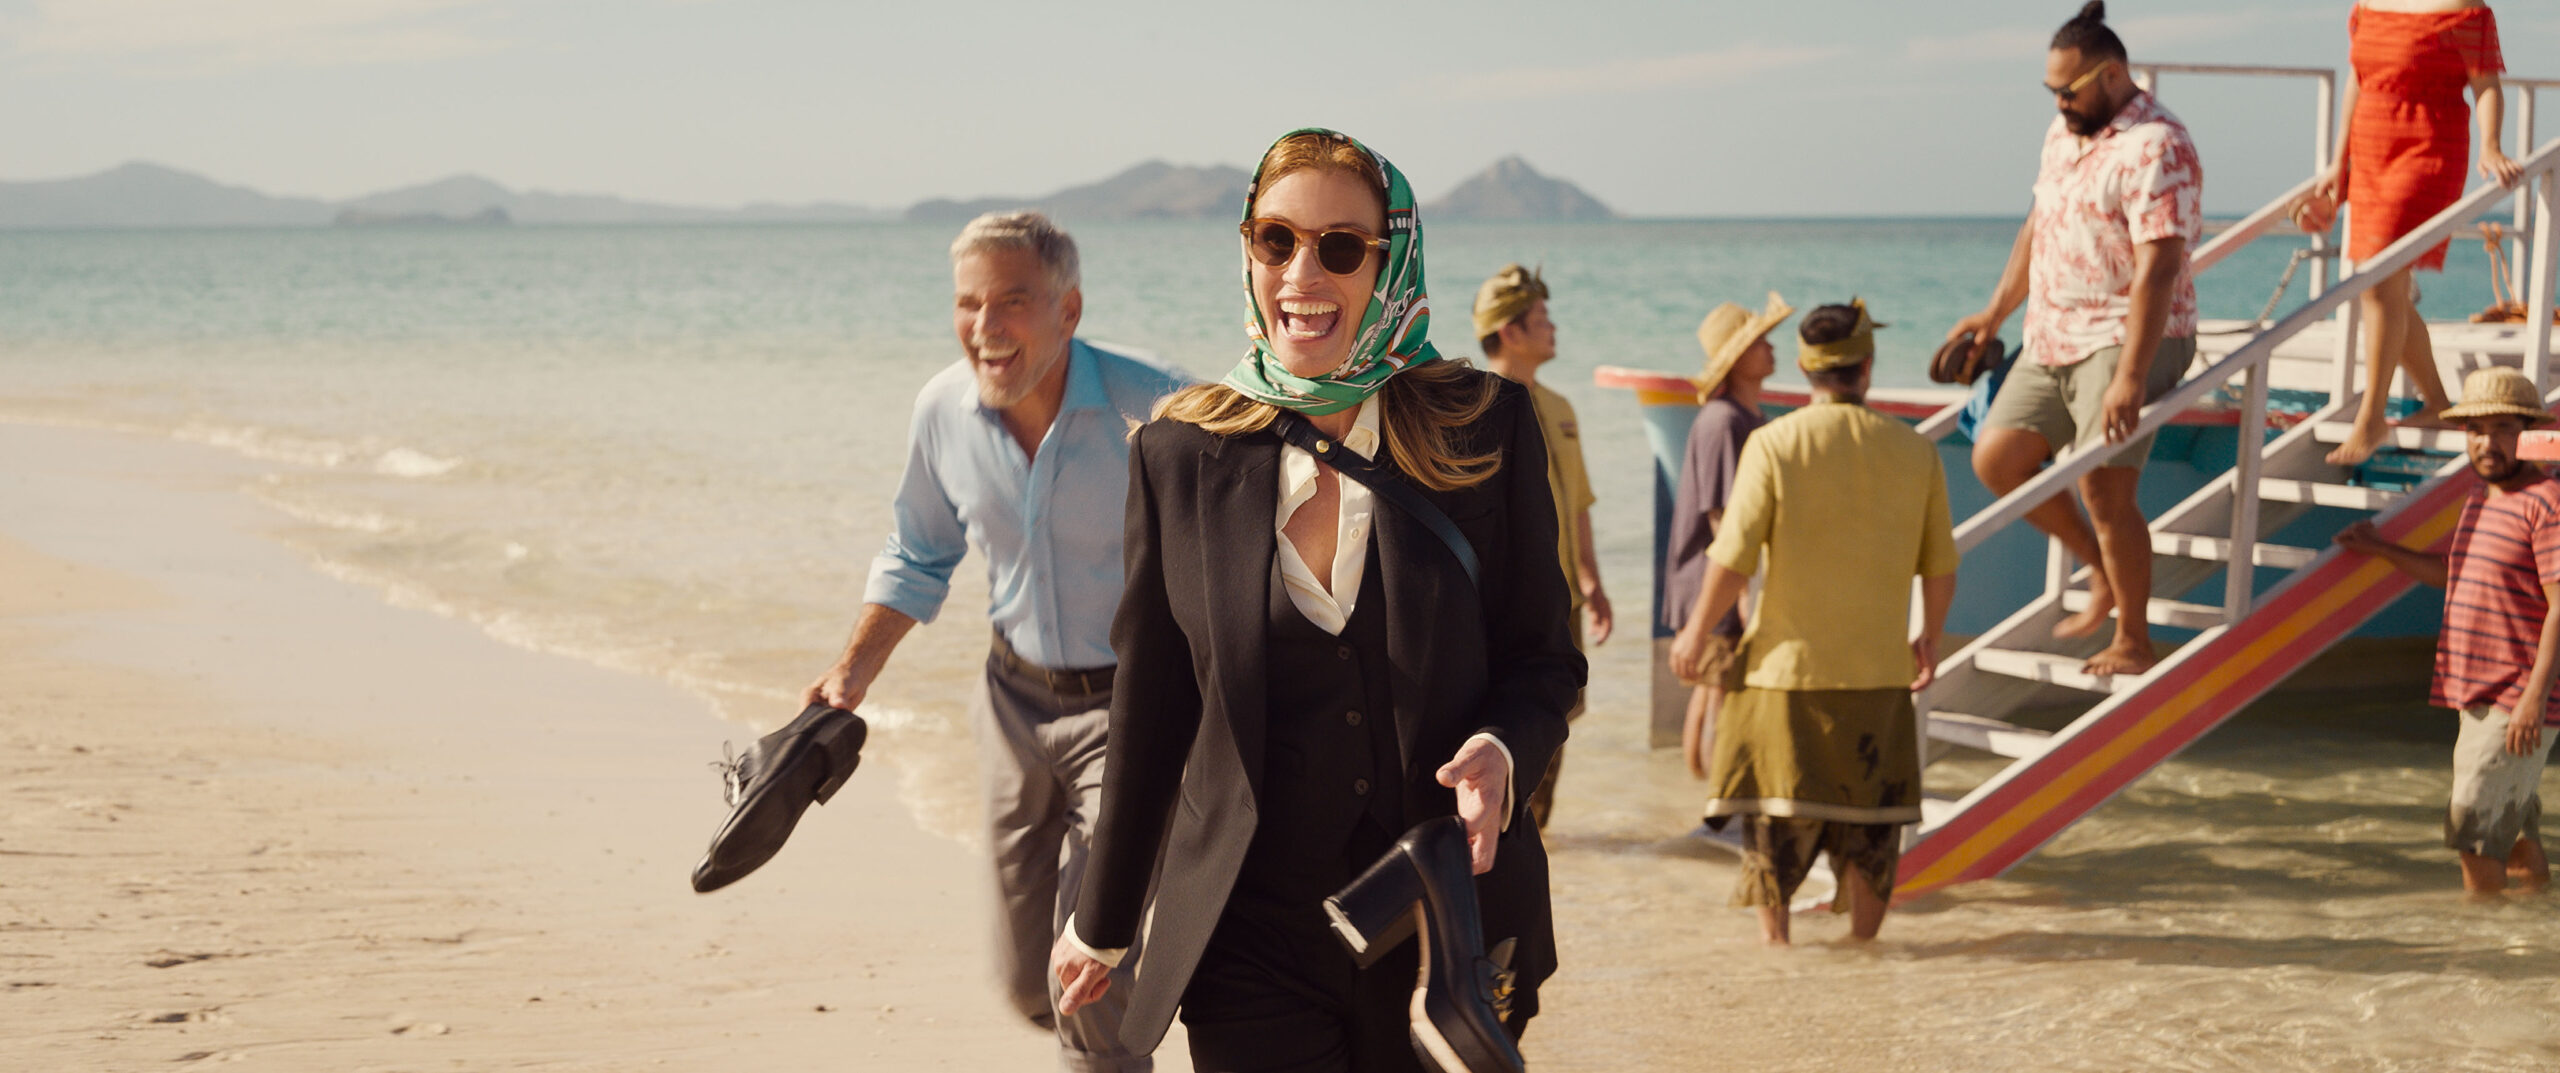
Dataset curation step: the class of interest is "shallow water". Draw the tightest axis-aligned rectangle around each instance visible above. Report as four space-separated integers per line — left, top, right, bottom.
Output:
1539 686 2560 1071
2 221 2548 1068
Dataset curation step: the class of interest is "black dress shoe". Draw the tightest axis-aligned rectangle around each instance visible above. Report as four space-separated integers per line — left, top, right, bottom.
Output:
691 704 867 893
1325 816 1527 1073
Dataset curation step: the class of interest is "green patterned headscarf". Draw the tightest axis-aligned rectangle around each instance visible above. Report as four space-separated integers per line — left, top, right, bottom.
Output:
1221 128 1439 417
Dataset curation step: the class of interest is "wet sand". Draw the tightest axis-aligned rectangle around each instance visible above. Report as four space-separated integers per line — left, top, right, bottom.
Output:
6 419 2557 1072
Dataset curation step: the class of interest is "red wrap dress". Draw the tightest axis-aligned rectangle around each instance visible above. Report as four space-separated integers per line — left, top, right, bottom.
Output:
2346 4 2505 272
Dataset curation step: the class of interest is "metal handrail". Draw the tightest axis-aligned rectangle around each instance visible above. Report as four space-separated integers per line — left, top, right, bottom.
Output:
1910 172 2324 445
1951 135 2560 558
2137 62 2333 78
2192 173 2325 276
2505 79 2553 310
2134 62 2341 208
1915 65 2341 445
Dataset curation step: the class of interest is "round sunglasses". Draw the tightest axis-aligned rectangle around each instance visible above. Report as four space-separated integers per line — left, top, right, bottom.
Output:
1240 217 1388 276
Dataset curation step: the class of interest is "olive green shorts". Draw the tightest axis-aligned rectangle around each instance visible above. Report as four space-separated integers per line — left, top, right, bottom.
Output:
1982 336 2195 470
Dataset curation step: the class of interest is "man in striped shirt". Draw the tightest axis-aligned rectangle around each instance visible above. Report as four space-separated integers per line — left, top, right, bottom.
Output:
2336 367 2557 899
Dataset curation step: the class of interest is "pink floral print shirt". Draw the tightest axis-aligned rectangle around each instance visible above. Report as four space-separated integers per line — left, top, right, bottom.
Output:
2026 91 2203 368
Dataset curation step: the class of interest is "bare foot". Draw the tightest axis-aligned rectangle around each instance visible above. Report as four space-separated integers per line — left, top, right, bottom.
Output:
2510 839 2550 892
1756 906 1790 947
2325 418 2389 467
2081 638 2158 677
2054 585 2113 640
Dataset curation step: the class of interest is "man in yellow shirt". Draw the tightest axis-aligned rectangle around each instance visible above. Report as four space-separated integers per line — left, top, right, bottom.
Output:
1476 264 1612 830
1670 300 1958 945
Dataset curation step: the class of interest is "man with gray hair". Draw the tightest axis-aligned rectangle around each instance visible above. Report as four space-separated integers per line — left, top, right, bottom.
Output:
805 211 1189 1070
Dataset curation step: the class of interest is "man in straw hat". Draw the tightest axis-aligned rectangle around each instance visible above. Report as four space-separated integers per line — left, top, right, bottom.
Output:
1671 301 1958 944
2336 366 2558 899
1477 262 1612 829
1666 292 1791 781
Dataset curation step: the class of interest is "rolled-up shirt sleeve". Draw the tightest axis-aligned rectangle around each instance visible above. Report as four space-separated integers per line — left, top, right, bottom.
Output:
861 403 966 623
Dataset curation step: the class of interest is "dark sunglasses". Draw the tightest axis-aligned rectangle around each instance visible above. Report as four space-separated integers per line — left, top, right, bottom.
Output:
2044 60 2113 103
1240 217 1388 276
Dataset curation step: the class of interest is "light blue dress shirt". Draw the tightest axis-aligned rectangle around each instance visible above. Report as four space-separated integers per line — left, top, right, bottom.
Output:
864 339 1192 670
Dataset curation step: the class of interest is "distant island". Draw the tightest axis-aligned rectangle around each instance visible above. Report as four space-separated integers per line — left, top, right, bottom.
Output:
334 206 511 227
1426 156 1615 221
0 163 890 229
907 160 1251 223
0 156 1616 229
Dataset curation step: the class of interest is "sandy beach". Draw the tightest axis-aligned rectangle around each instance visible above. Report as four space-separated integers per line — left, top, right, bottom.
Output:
0 422 1154 1071
9 419 2559 1073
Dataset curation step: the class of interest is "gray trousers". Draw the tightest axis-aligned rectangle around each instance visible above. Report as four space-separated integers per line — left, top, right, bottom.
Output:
976 651 1149 1072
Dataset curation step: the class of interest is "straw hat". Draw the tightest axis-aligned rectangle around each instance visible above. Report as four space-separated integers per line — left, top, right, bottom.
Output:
2440 367 2555 424
1694 291 1794 398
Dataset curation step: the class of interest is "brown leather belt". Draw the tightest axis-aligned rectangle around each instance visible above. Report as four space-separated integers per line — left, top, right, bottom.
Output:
989 629 1115 697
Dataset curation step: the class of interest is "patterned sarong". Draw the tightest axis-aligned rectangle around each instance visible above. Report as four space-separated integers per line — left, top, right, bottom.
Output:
1702 687 1921 825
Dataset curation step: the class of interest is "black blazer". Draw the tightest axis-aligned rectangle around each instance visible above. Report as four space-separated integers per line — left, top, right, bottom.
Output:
1074 371 1585 1052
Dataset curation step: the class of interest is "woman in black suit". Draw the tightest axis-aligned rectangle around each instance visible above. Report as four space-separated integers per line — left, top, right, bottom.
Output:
1050 128 1583 1072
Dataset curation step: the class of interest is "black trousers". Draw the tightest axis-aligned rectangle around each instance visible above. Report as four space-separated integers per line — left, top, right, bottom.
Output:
1181 822 1425 1073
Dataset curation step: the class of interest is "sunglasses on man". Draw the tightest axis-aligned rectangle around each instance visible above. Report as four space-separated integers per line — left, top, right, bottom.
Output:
1241 217 1388 276
2045 60 2116 104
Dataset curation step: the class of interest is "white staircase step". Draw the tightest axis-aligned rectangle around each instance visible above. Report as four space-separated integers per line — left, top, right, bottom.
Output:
1925 711 2055 759
2310 422 2464 454
2257 478 2403 511
1919 792 1963 827
2151 532 2318 570
2060 590 2226 631
1972 648 2147 694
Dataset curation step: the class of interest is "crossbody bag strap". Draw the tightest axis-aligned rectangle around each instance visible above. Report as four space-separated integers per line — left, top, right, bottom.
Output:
1272 412 1480 589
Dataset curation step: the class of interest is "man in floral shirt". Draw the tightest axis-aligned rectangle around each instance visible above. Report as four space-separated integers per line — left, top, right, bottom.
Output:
1947 1 2201 677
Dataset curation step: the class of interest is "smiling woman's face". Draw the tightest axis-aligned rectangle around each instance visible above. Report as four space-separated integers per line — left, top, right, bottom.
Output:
1248 167 1386 380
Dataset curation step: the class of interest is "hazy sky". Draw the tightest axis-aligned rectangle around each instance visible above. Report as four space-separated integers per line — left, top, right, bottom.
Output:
4 0 2553 216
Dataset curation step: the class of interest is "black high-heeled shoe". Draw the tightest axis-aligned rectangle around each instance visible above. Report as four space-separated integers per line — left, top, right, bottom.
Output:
691 704 867 893
1324 816 1526 1073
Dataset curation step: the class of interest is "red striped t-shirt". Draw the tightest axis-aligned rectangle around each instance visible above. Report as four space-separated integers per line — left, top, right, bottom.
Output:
2433 475 2560 722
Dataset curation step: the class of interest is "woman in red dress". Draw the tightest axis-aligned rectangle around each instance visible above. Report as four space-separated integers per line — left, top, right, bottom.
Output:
2309 1 2519 467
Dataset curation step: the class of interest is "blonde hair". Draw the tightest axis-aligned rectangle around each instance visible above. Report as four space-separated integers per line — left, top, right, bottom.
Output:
1154 361 1501 492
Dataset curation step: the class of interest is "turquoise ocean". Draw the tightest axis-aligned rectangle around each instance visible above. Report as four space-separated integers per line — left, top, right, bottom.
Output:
3 220 2551 1068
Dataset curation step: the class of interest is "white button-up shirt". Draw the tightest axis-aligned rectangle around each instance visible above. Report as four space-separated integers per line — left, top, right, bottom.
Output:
1274 400 1383 633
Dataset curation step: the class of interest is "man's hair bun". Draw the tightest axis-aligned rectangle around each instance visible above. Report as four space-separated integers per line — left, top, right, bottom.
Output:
2053 1 2127 61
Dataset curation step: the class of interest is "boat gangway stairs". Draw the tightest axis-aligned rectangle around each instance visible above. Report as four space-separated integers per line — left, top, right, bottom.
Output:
1894 115 2560 898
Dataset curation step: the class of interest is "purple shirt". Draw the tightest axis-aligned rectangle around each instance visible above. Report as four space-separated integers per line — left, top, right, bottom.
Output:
1663 396 1763 635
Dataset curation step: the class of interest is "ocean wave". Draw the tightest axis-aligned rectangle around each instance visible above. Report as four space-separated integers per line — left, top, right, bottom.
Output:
248 483 411 535
174 421 365 469
169 420 467 480
373 447 462 478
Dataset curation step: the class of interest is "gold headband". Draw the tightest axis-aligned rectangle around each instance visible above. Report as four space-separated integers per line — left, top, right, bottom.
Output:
1798 299 1884 372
